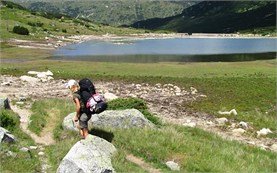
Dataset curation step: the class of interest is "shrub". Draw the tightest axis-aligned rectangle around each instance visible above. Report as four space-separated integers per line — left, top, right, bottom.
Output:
27 22 43 27
0 110 20 132
108 98 162 125
12 26 29 35
62 29 67 33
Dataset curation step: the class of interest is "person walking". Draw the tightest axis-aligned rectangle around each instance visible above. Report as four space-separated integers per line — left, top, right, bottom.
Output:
66 79 91 139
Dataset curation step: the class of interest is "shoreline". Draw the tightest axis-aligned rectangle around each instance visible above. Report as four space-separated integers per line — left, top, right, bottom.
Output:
3 33 276 50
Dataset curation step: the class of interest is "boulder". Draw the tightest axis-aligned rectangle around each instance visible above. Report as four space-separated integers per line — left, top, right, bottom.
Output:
62 113 79 132
103 93 118 101
0 97 11 110
91 109 154 129
0 127 16 143
63 109 154 131
57 135 116 173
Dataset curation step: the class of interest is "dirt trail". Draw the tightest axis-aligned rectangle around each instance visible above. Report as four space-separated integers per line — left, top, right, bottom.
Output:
10 104 55 145
126 154 161 173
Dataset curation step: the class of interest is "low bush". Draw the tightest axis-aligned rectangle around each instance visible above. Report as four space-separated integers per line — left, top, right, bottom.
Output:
108 98 162 126
0 110 19 132
27 22 43 27
12 26 29 35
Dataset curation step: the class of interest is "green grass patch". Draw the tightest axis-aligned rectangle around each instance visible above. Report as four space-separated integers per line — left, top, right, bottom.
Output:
112 124 277 172
28 99 74 135
0 110 41 172
1 59 276 133
108 98 162 126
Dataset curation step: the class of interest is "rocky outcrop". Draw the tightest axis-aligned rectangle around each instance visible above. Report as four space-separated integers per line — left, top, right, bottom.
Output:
0 127 15 143
63 109 154 131
57 135 116 173
0 97 10 110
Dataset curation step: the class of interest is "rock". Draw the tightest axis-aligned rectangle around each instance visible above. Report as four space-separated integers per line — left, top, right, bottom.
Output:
20 147 29 152
1 82 11 86
239 121 248 129
57 135 116 173
63 109 154 131
38 152 45 156
62 113 79 132
218 109 237 116
0 97 11 110
206 121 214 125
27 71 40 75
183 122 196 128
89 109 155 129
6 151 16 157
190 87 198 94
199 94 207 98
166 161 180 171
232 128 246 136
215 117 228 125
37 73 47 79
104 92 118 101
16 101 24 105
270 144 277 152
0 127 15 143
20 75 39 83
257 128 272 137
29 146 38 150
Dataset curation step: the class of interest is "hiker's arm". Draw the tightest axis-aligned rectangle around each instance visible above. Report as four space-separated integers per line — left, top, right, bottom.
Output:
73 98 81 121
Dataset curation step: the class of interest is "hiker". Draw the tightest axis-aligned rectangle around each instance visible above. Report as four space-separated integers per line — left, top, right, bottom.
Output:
66 79 91 139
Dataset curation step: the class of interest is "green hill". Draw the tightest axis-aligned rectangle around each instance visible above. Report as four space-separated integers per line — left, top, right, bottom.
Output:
0 1 146 41
10 0 197 26
131 1 276 34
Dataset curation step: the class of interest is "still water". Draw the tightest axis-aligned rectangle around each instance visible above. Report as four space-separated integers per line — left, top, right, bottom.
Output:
54 38 276 62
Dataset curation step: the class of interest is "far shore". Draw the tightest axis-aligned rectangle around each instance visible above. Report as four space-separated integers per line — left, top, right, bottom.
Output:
3 32 276 50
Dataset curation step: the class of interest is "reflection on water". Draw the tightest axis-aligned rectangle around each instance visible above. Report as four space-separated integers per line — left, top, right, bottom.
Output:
52 52 276 63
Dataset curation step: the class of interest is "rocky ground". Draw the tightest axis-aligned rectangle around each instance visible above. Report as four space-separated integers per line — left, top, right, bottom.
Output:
0 74 276 152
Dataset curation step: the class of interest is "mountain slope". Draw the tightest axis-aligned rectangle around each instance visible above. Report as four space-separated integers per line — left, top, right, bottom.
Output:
10 0 197 26
0 1 146 41
131 1 276 33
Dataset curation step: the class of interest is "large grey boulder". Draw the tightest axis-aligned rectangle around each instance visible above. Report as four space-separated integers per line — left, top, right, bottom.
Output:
63 109 154 131
0 127 16 143
90 109 154 129
57 135 116 173
0 97 11 110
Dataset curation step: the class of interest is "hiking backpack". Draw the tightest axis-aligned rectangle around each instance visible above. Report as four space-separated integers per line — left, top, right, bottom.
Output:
78 78 107 114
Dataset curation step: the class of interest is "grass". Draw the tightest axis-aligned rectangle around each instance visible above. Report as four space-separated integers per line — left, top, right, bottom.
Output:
0 110 41 173
1 58 276 133
25 99 277 172
0 5 147 42
28 99 74 135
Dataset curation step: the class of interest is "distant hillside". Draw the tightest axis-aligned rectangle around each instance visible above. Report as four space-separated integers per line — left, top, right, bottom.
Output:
0 0 146 41
10 0 197 26
131 1 276 33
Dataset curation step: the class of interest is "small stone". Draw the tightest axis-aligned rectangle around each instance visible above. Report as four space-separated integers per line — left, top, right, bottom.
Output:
104 92 118 101
247 141 255 145
257 128 272 137
166 161 180 171
270 144 277 152
216 117 228 125
232 128 246 136
6 151 16 157
183 122 196 128
206 121 214 125
190 87 198 94
29 146 38 150
20 147 29 152
239 121 248 129
199 94 207 97
1 82 11 86
38 152 45 156
16 102 24 105
218 109 237 116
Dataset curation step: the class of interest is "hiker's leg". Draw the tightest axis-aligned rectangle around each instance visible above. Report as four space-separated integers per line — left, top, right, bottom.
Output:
79 112 90 138
83 128 89 138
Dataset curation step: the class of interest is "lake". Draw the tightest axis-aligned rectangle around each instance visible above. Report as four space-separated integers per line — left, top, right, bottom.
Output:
53 38 277 62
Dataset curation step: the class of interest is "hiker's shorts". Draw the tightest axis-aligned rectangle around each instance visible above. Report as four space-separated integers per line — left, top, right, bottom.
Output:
79 112 91 129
